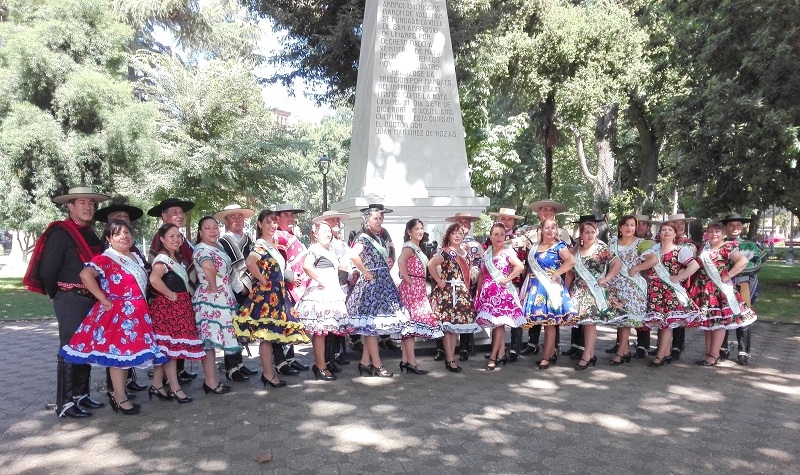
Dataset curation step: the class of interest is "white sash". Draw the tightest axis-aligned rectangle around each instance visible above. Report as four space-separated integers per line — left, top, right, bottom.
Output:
699 244 742 314
483 247 521 307
361 233 390 264
153 253 191 294
104 248 148 298
612 238 647 294
308 243 340 268
256 238 290 280
402 241 429 270
573 249 609 312
652 245 692 308
526 244 563 309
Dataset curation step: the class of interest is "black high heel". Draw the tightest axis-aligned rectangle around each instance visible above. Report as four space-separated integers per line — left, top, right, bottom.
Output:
372 365 394 377
610 352 632 366
548 353 558 364
202 381 231 394
326 362 342 373
575 356 597 371
649 356 672 367
312 365 337 381
538 352 557 369
496 356 508 366
358 363 374 376
167 388 193 404
445 360 462 373
400 362 429 375
260 373 287 387
148 385 172 401
696 354 720 367
108 394 140 415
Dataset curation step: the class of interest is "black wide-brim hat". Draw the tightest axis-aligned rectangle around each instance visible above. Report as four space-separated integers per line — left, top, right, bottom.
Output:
94 203 144 222
573 214 606 224
147 198 195 217
720 213 751 224
359 203 393 213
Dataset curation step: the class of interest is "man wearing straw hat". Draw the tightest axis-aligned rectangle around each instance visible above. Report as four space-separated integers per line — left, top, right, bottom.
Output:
312 209 353 371
635 214 654 240
719 213 765 365
24 186 109 418
214 204 259 381
94 200 151 394
273 203 312 375
147 197 198 382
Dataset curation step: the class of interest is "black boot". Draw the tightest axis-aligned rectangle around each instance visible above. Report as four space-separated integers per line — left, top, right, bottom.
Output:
521 325 542 355
126 367 148 391
176 358 197 380
563 327 584 359
671 327 685 360
235 351 258 376
736 326 751 365
56 356 90 418
73 364 105 409
458 333 472 361
435 338 446 361
509 328 523 362
334 335 350 364
633 328 650 358
223 353 249 382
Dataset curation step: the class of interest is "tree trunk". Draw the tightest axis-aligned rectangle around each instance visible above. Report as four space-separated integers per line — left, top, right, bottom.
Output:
593 104 618 212
628 95 659 208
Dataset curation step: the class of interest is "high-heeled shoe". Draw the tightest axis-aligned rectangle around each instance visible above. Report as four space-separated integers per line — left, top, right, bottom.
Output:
445 360 462 373
696 354 720 367
260 373 287 387
108 394 140 415
167 388 193 404
399 362 429 375
372 365 394 377
496 356 508 366
358 363 374 376
327 362 342 373
202 381 231 394
610 352 632 366
575 356 597 371
649 356 672 367
486 359 497 371
148 385 173 401
537 360 551 370
312 365 337 381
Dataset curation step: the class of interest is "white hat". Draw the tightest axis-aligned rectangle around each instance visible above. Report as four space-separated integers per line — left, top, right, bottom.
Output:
445 212 480 223
666 213 697 222
275 203 306 214
634 214 655 224
529 199 566 214
312 210 350 224
52 186 109 205
488 208 523 219
213 204 255 221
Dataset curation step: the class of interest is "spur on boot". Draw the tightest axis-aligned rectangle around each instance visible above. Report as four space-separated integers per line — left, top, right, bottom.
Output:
400 362 429 375
575 356 597 371
312 365 337 381
261 373 287 387
75 395 105 409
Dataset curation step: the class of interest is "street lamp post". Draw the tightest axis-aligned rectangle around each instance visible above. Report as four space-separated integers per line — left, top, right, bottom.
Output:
318 156 331 212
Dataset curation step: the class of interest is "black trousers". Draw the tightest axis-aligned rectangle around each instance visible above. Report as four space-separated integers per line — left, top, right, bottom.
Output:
54 292 96 411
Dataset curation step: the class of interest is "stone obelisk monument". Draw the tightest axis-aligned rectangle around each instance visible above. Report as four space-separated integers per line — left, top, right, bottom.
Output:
332 0 489 246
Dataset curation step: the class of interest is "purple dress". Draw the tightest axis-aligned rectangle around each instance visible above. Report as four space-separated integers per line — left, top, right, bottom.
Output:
474 248 526 328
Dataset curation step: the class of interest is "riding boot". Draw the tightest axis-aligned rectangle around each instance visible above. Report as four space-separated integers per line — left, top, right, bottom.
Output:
671 327 685 359
434 337 446 361
126 367 148 391
634 328 651 358
56 356 89 418
235 350 257 376
719 330 731 359
509 327 523 362
736 326 752 365
528 325 540 347
223 353 248 382
73 364 104 409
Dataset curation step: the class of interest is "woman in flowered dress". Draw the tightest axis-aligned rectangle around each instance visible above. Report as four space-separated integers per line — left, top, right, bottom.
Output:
148 223 205 403
606 215 658 365
192 216 240 394
396 219 442 375
60 220 167 415
234 210 309 387
570 219 622 370
690 221 757 366
347 204 409 377
474 223 526 370
520 218 577 369
296 218 350 381
644 221 701 367
428 223 480 373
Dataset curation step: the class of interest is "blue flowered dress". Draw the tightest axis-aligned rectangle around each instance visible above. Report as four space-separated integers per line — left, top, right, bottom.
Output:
520 241 578 326
346 234 409 336
60 252 167 367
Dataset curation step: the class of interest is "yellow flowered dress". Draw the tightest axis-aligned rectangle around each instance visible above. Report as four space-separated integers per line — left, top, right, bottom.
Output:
233 239 309 345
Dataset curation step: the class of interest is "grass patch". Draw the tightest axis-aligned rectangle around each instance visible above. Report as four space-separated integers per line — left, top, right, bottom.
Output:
1 278 53 321
754 262 800 324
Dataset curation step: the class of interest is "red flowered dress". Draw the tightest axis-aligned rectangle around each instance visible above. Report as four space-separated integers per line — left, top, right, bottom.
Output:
149 254 205 359
397 243 443 339
690 242 758 330
644 245 700 329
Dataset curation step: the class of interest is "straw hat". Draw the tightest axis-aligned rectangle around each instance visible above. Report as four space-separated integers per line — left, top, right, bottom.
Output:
94 203 144 222
445 212 480 223
52 186 109 205
147 198 195 217
634 214 655 224
666 213 697 222
488 208 523 219
213 204 255 221
529 199 566 214
312 210 350 224
274 203 306 214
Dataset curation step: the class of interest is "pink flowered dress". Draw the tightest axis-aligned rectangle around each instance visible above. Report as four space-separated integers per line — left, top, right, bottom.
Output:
644 245 701 329
192 243 241 351
474 247 526 328
397 248 443 339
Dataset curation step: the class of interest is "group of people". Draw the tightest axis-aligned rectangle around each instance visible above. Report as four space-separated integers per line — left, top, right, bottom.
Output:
25 187 763 419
